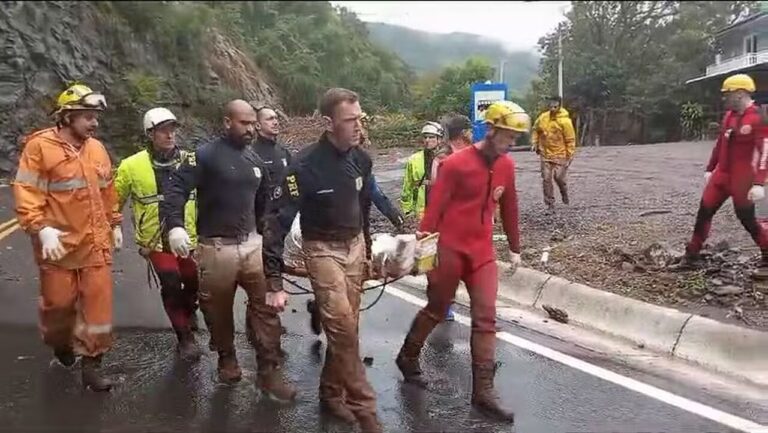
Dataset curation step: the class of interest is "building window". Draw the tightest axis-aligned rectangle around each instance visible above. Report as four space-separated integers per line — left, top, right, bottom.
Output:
744 33 758 54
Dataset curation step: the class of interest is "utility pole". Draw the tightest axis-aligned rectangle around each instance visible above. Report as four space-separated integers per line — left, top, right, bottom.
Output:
499 59 506 84
558 31 563 99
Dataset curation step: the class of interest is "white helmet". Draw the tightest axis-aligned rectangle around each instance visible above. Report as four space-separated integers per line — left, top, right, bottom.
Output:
143 107 178 134
421 121 443 137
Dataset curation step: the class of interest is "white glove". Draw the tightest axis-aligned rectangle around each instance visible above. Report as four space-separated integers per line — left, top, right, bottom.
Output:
112 226 123 251
748 185 765 202
168 227 191 258
38 226 66 261
704 172 712 183
510 252 522 269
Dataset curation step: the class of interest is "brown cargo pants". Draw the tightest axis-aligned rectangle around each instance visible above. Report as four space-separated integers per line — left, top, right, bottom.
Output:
195 232 282 369
303 234 377 418
541 158 570 207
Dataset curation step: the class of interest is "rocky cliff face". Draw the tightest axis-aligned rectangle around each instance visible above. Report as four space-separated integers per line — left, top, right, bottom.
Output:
0 1 279 176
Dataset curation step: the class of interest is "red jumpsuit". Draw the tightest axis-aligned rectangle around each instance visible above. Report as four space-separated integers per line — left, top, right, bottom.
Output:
417 144 520 364
688 103 768 255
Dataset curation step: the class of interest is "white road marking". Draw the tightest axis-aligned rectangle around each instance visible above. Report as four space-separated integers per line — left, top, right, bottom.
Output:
385 286 768 433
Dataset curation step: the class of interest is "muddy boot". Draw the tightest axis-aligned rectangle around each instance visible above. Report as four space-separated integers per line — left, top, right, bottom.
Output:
396 311 438 388
356 412 383 433
217 352 242 384
471 362 514 423
307 299 323 336
257 366 297 403
673 250 702 271
177 331 202 361
54 348 76 368
81 356 113 392
320 399 356 424
561 191 570 205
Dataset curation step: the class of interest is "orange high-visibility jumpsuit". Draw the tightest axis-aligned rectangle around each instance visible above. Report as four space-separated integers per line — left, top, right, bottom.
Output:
13 127 121 357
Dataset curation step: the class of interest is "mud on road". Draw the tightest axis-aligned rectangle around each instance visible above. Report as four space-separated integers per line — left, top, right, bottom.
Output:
370 141 768 330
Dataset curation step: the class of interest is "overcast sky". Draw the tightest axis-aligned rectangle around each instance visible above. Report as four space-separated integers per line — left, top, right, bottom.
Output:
331 1 570 52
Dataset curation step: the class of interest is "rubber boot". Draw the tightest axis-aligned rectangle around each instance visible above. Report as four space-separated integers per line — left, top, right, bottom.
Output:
177 331 202 361
674 246 702 271
320 400 356 424
81 355 113 392
396 310 439 388
257 366 297 403
471 332 514 422
357 412 383 433
54 348 76 368
217 351 242 384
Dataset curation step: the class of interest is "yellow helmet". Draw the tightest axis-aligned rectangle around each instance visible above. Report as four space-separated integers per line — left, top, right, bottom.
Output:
721 74 756 93
484 100 531 133
55 84 107 113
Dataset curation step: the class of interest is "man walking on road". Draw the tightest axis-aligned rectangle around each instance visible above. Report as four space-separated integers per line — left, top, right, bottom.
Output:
262 88 382 432
532 95 576 211
13 84 121 391
114 107 201 360
681 74 768 275
396 101 528 423
160 100 295 402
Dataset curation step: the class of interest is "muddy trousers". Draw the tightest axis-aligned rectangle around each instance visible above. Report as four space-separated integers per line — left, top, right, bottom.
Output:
38 264 113 357
195 233 282 369
687 175 768 254
148 252 199 339
304 234 377 418
541 159 570 207
402 245 499 365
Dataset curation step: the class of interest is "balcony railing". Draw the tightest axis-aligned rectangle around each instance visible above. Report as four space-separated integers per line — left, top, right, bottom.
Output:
706 50 768 76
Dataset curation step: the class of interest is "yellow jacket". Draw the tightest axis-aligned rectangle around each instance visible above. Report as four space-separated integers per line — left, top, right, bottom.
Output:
532 108 576 161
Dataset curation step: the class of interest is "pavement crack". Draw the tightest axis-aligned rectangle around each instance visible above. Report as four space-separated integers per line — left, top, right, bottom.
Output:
671 314 695 355
532 275 552 307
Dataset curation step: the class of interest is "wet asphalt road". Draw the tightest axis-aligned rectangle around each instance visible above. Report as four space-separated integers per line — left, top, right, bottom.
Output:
0 183 765 433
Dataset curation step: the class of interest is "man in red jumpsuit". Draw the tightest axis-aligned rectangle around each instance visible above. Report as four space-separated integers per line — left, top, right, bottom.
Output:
395 101 529 423
681 74 768 273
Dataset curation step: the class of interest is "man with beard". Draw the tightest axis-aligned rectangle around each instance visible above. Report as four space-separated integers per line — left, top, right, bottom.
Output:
13 83 121 391
114 107 201 360
396 101 527 424
161 100 296 402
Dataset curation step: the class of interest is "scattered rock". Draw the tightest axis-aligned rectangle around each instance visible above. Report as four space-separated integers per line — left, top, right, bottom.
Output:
643 242 678 267
550 230 566 242
704 294 713 302
709 278 724 286
620 262 635 272
636 343 645 349
639 210 671 217
737 255 751 265
541 304 569 324
362 356 374 366
712 285 744 296
548 263 566 274
712 240 731 253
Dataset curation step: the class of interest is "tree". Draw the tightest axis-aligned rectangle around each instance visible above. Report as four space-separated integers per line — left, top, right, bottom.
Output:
417 57 494 119
527 1 758 146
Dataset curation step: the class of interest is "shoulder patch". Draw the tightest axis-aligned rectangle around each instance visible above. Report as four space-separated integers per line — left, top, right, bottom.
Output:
185 152 197 167
286 174 299 197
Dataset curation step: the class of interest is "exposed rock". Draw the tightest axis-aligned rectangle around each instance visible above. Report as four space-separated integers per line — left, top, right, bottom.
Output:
620 261 635 272
711 285 744 296
542 304 569 324
642 242 679 267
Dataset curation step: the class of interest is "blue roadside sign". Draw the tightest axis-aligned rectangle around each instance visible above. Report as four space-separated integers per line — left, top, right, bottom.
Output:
470 82 508 142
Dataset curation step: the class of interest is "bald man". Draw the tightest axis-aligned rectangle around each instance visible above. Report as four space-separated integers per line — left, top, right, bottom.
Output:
162 100 296 400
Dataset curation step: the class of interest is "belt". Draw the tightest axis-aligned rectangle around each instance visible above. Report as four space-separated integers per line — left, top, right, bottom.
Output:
199 233 250 245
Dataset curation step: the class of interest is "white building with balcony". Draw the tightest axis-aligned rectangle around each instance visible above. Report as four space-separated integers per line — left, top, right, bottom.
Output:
687 10 768 102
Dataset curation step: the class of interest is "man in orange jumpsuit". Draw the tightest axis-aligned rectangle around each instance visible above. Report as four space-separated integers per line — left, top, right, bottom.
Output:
396 101 528 423
13 84 121 391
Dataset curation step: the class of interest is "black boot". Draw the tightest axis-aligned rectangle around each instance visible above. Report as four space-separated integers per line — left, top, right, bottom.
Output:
396 311 438 388
54 348 77 368
177 331 202 361
81 355 113 392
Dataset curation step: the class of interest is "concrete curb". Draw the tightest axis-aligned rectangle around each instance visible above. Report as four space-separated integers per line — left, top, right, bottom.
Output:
397 262 768 386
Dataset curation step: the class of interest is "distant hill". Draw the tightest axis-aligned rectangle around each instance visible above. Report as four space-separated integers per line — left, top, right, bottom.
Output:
366 22 539 95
